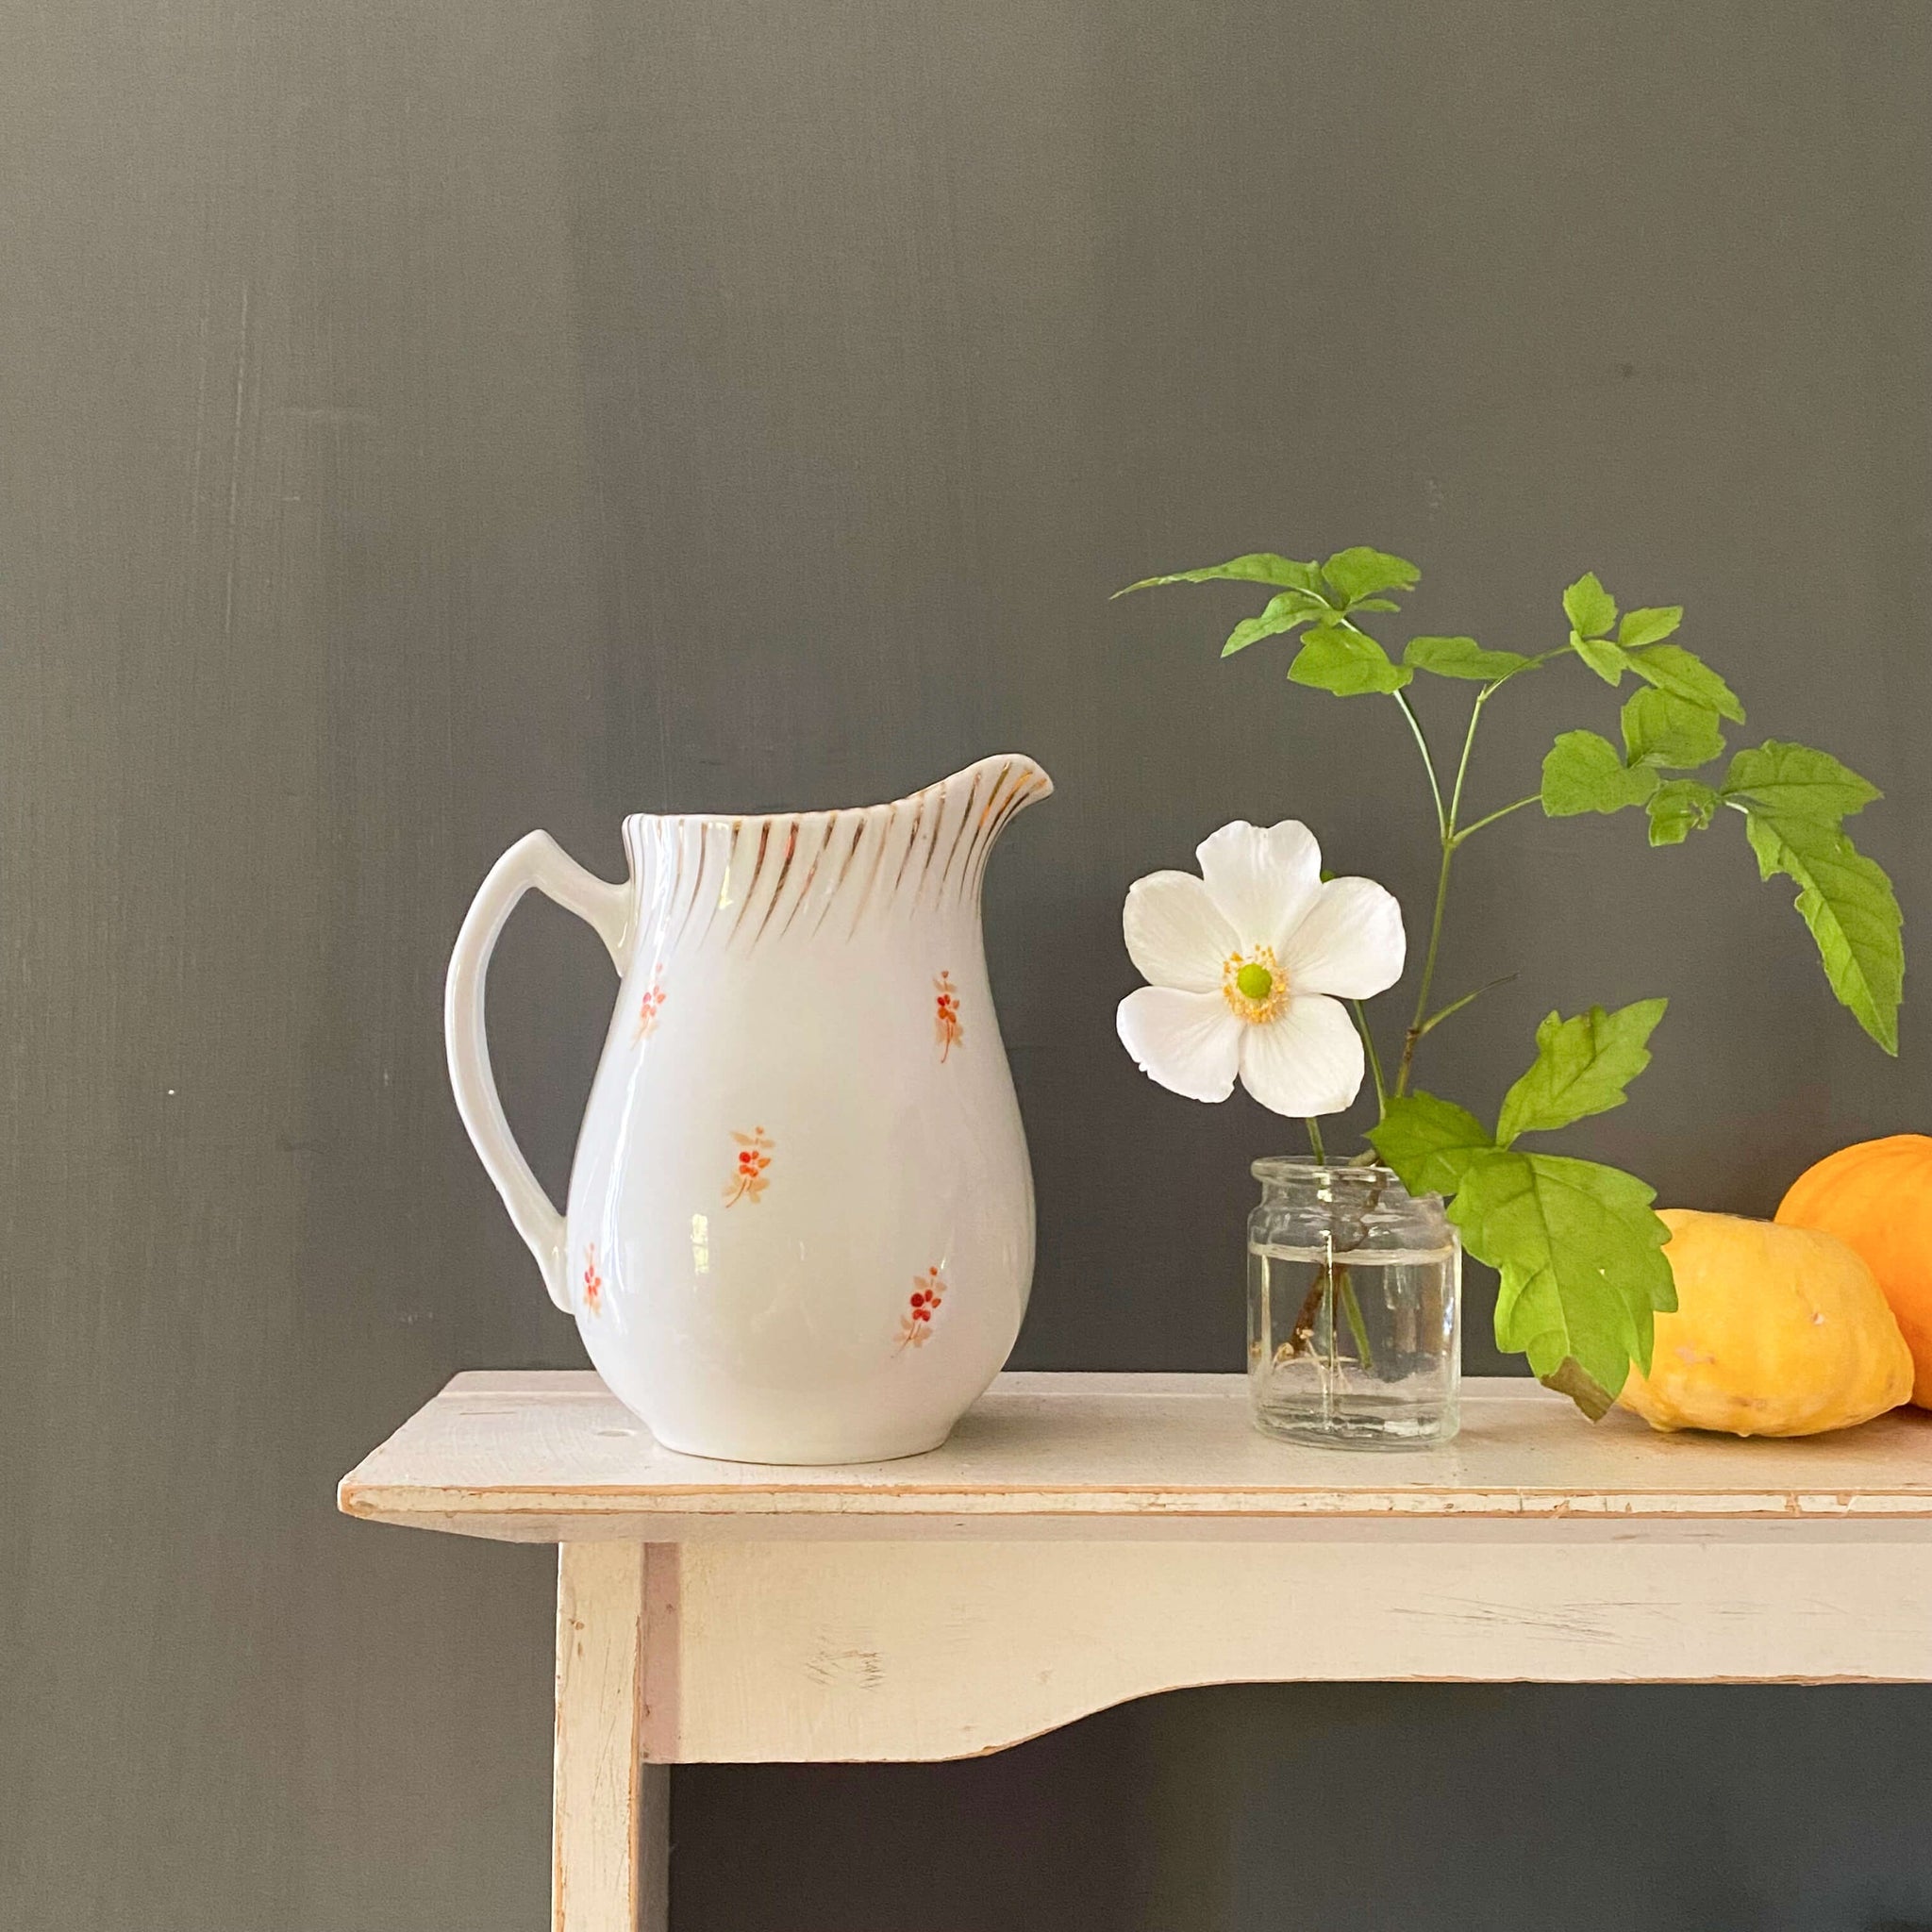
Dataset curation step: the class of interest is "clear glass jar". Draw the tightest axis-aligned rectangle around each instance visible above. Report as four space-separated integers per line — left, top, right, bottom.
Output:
1246 1159 1460 1448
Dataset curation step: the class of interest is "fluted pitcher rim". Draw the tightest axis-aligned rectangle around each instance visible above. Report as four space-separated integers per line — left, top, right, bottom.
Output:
619 753 1053 830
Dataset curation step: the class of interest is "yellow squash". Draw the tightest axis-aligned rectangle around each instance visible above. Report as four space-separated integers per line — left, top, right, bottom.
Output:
1619 1208 1913 1436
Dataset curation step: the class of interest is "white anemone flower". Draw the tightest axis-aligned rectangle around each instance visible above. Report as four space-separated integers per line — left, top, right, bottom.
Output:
1117 821 1407 1117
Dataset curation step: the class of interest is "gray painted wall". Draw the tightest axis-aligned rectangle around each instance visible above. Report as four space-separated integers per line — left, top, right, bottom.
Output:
4 1 1929 1927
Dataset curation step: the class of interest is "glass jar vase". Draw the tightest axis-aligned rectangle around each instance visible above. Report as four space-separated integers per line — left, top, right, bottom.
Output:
1246 1159 1460 1448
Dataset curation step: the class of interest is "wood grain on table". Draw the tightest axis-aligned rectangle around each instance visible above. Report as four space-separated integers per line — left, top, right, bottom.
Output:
340 1371 1932 1541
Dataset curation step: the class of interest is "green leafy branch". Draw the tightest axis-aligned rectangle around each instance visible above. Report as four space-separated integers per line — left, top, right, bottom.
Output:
1367 1002 1676 1420
1117 548 1905 1411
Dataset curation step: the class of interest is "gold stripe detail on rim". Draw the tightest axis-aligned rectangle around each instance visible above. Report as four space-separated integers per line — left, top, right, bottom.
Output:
849 803 901 938
695 820 741 948
968 772 1038 897
749 818 803 950
669 819 709 950
816 814 868 938
958 759 1017 897
728 820 774 943
780 810 835 940
887 797 926 902
933 769 986 901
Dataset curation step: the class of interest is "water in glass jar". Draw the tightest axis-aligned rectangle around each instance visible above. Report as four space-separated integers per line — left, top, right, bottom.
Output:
1246 1238 1460 1448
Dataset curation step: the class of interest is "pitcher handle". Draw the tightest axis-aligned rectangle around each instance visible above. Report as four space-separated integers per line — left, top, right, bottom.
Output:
444 831 633 1310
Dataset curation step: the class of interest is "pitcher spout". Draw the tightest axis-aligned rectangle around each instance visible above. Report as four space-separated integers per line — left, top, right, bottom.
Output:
912 753 1053 891
913 752 1053 823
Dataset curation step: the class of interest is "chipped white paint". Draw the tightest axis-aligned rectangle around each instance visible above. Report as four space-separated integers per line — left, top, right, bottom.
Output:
641 1534 1932 1762
339 1371 1932 1927
340 1371 1932 1541
552 1543 669 1932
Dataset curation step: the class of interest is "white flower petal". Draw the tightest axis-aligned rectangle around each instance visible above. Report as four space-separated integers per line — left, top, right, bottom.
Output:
1123 871 1240 993
1117 987 1242 1102
1281 877 1407 999
1237 993 1364 1117
1196 820 1323 954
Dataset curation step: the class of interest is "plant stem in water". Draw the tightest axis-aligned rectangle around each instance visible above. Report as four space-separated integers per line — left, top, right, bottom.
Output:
1338 1271 1375 1370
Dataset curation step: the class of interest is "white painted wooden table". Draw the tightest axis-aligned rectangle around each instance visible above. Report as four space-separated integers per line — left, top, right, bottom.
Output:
339 1371 1932 1931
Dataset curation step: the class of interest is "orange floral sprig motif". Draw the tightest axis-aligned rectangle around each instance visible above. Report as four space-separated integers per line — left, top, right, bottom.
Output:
933 972 964 1060
897 1265 947 1350
633 980 667 1044
724 1126 774 1206
581 1244 604 1316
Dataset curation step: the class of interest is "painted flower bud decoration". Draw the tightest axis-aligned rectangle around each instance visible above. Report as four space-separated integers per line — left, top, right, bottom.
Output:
1116 820 1406 1117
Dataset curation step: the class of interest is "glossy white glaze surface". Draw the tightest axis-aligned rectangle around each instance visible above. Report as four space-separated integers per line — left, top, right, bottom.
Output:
446 756 1053 1462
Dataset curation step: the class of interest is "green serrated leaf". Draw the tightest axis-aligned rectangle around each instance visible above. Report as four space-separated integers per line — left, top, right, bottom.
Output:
1624 643 1743 724
1541 731 1658 816
1114 554 1325 597
1450 1150 1675 1405
1365 1093 1496 1196
1321 547 1421 605
1222 591 1329 657
1562 572 1618 640
1288 624 1412 696
1572 635 1631 684
1742 808 1904 1054
1723 741 1881 824
1616 606 1683 648
1402 635 1533 682
1646 778 1720 845
1621 687 1726 770
1495 999 1668 1145
1349 597 1401 613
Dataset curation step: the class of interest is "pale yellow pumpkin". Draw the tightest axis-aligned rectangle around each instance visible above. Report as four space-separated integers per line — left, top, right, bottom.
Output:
1618 1209 1913 1436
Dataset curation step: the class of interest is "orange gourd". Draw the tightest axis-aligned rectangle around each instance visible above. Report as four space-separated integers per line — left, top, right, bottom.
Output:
1777 1134 1932 1408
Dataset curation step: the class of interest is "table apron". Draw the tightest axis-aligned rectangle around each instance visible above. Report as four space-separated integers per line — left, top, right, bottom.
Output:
630 1533 1932 1763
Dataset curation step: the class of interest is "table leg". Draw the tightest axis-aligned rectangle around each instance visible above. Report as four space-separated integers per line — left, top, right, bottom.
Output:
553 1543 669 1932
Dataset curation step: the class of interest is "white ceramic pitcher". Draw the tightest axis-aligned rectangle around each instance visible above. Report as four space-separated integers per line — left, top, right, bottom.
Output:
446 756 1053 1463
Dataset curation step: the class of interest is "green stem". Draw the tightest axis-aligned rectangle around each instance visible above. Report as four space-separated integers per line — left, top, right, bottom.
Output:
1383 633 1595 1092
1520 640 1583 675
1394 838 1455 1099
1452 793 1539 845
1393 688 1492 1098
1391 690 1446 840
1445 686 1490 828
1337 1273 1375 1370
1416 973 1518 1040
1351 1000 1389 1119
1305 1116 1327 1164
1327 615 1444 841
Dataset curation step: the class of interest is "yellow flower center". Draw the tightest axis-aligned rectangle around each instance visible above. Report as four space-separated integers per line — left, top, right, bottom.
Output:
1223 945 1289 1024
